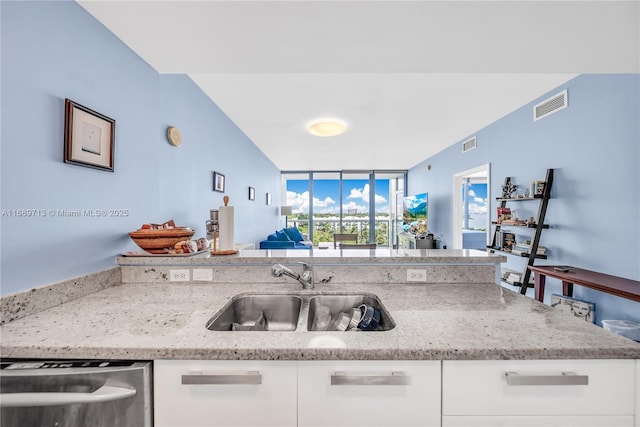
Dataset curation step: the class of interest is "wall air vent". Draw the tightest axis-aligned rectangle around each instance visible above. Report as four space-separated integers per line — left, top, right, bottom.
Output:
534 89 568 121
462 136 477 153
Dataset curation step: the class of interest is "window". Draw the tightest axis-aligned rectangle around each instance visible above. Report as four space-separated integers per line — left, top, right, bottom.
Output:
282 171 406 246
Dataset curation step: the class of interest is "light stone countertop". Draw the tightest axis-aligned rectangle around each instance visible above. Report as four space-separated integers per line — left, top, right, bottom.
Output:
117 248 506 266
2 280 639 361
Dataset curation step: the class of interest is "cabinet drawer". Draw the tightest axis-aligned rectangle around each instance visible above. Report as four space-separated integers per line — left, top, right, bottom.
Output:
443 359 635 416
636 360 640 427
154 360 297 427
443 415 634 426
298 360 441 427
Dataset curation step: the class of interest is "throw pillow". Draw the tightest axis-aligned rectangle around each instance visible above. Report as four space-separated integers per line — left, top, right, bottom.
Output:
283 227 304 242
274 230 291 241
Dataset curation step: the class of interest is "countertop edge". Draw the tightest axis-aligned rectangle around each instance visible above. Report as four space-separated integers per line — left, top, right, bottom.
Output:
3 345 640 361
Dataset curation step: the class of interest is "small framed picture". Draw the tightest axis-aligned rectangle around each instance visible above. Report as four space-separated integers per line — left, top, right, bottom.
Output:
248 186 255 200
266 193 272 205
213 171 225 192
64 99 115 172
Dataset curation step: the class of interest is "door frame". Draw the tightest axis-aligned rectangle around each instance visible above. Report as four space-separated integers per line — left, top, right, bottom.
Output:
452 163 491 249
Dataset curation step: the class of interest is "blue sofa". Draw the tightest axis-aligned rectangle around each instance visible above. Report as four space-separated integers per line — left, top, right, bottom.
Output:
259 227 312 250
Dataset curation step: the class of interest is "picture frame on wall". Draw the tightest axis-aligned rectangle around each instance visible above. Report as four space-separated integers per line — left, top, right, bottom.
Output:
213 172 225 192
266 193 271 205
248 186 255 200
64 98 116 172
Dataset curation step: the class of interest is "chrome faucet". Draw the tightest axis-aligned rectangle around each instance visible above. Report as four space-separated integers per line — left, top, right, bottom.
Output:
271 262 314 289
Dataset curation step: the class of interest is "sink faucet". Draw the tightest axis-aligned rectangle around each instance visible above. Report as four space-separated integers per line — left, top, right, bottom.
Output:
271 262 314 289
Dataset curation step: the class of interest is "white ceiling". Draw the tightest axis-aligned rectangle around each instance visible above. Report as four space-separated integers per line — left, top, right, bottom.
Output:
77 1 639 171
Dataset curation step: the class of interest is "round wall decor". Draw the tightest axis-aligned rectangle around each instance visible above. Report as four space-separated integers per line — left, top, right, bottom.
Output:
167 126 182 147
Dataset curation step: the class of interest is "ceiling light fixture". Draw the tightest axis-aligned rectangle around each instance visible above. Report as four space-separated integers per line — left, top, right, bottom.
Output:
307 119 347 137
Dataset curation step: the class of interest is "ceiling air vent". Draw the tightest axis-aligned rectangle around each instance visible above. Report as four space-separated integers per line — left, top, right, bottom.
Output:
534 89 568 121
462 136 477 153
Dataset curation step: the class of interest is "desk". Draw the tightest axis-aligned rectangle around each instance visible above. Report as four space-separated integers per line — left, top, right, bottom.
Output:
528 265 640 303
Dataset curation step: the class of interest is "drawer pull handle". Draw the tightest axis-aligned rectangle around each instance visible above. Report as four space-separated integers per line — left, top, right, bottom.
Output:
505 371 588 386
331 371 411 386
181 371 262 385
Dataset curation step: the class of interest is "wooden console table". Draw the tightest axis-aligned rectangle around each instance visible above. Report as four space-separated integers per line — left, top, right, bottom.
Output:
528 265 640 303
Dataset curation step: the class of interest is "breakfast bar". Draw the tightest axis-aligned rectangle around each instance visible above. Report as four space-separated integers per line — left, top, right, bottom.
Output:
2 249 639 427
2 249 639 361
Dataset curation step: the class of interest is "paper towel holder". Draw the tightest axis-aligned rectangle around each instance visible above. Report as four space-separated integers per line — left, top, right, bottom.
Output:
211 196 238 256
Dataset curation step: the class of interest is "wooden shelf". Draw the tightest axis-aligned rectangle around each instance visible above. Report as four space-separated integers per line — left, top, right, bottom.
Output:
500 280 534 289
492 222 549 229
496 195 544 202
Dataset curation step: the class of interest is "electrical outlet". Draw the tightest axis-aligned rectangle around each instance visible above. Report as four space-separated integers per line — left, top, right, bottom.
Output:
169 269 190 282
192 269 213 281
407 269 427 282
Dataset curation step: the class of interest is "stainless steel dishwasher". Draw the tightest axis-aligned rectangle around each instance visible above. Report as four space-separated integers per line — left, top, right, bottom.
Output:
0 360 152 427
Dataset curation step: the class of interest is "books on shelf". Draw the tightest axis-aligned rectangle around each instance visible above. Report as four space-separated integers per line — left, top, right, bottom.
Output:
530 180 546 196
496 207 511 223
501 269 534 285
511 242 546 256
492 230 502 250
501 232 516 252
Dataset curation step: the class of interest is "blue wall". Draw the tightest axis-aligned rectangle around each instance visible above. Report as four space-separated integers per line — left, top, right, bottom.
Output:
409 74 640 325
0 1 281 295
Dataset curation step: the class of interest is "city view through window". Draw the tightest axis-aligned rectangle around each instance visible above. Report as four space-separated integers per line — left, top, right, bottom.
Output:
282 172 405 246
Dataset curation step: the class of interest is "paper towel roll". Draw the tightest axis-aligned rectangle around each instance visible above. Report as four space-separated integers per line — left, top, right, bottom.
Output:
218 205 235 251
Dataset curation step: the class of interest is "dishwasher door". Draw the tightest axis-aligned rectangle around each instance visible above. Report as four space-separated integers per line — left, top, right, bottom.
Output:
0 360 152 427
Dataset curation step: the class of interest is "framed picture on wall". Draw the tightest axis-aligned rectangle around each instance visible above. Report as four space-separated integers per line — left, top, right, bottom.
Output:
248 186 255 200
213 172 225 192
63 98 116 172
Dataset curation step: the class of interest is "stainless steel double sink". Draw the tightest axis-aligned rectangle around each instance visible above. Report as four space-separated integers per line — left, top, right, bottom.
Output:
206 292 395 332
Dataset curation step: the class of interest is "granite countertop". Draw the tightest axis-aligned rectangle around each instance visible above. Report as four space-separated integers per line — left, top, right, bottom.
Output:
117 248 506 266
2 280 639 361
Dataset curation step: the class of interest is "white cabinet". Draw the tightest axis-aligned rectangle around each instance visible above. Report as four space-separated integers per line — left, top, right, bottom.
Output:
154 358 638 427
154 360 297 427
298 360 441 427
442 359 636 427
443 415 633 426
636 360 640 427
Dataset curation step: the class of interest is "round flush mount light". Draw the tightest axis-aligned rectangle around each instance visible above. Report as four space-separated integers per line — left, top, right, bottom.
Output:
307 119 347 137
